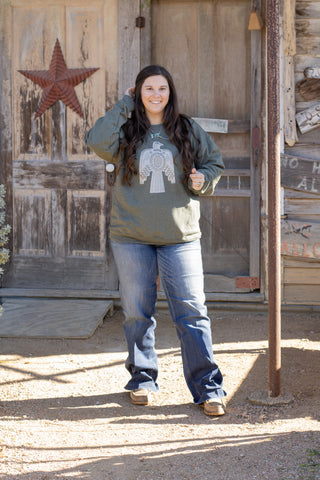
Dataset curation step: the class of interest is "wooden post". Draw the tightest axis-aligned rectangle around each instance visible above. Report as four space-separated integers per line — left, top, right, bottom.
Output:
267 0 281 398
250 0 262 281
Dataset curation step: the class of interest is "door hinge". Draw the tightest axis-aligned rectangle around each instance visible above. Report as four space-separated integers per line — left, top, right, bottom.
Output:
136 16 145 28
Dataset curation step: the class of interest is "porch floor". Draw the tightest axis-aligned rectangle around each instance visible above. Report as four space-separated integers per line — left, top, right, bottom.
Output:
0 298 113 339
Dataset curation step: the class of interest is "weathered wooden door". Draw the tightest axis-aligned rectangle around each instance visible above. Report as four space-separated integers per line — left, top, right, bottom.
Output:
0 0 118 290
149 0 262 295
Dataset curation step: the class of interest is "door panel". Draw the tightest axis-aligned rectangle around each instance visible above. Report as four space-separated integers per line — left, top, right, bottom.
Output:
1 0 118 290
151 0 259 292
200 196 250 275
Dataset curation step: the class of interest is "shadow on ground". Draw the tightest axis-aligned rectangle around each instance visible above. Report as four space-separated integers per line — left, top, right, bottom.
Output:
0 309 319 480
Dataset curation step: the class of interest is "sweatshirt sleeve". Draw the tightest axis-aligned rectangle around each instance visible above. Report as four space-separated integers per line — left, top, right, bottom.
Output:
187 119 225 196
85 95 135 162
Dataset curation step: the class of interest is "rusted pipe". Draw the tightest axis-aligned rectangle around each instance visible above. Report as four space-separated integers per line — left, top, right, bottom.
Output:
267 0 281 397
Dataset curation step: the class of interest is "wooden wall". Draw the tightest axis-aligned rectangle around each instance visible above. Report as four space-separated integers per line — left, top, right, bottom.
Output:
0 0 120 291
281 0 320 304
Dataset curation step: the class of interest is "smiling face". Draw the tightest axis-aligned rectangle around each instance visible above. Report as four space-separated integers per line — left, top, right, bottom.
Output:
140 75 170 124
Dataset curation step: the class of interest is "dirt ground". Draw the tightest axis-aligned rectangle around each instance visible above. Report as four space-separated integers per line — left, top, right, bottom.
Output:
0 307 319 480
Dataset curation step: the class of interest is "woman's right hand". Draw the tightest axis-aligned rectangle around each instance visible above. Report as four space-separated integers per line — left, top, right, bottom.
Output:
125 87 135 98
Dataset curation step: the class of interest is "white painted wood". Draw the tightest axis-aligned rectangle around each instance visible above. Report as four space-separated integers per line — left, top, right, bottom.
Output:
192 117 228 133
304 66 320 78
296 102 320 133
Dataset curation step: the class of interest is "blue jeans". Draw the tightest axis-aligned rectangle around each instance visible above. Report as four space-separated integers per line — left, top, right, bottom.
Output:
111 239 226 404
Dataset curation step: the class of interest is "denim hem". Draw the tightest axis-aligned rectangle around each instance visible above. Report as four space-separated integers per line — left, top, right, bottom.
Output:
194 389 227 405
124 380 159 393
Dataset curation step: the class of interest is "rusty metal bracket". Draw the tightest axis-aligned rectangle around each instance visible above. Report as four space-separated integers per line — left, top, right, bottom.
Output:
236 277 260 290
136 16 145 28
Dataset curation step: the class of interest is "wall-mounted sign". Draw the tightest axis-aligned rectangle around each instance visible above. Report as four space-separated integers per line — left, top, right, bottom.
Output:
281 154 320 194
281 219 320 259
192 117 228 133
296 103 320 134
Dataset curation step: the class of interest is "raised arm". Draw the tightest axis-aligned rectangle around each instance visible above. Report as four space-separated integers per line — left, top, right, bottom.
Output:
85 93 135 162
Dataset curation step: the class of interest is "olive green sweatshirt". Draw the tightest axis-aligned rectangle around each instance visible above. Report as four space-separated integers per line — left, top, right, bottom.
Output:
85 95 224 245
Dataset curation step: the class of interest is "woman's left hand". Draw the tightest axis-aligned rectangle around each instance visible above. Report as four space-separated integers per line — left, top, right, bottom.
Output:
190 168 205 190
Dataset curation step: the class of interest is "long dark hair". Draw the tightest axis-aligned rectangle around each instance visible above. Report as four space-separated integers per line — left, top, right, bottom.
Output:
119 65 199 185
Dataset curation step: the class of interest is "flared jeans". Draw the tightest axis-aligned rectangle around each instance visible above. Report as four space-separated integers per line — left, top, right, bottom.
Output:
111 239 226 404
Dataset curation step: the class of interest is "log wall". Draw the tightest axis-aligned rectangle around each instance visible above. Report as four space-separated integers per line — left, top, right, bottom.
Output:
281 0 320 304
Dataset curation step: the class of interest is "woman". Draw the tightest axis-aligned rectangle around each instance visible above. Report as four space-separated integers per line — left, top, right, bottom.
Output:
85 65 226 416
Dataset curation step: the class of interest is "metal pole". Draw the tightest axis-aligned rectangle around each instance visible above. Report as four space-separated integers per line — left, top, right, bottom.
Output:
267 0 281 397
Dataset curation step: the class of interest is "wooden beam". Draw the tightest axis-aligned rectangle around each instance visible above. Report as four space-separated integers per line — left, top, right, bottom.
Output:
13 160 105 190
297 77 320 102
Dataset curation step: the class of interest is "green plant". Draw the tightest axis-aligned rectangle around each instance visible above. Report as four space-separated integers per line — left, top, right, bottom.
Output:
299 448 320 480
0 184 11 275
142 0 151 9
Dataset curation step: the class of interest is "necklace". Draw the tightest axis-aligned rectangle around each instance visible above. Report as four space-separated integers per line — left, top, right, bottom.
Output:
149 126 168 140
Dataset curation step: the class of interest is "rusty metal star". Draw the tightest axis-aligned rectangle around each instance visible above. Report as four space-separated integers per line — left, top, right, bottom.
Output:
18 39 99 119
